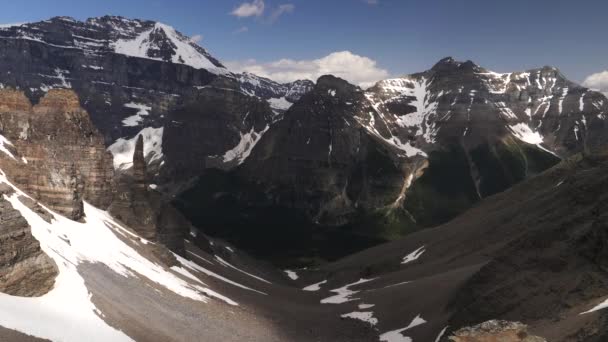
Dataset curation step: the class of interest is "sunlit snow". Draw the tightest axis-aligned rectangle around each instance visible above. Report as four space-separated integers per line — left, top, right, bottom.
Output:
108 127 164 170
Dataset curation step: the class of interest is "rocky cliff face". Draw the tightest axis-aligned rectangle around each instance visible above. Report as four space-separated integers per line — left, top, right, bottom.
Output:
108 134 187 253
177 59 608 264
0 88 114 219
0 16 313 182
0 184 57 297
239 75 423 225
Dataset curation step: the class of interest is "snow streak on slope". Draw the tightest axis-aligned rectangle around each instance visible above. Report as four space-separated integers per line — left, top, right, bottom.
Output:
215 256 272 284
370 77 440 144
222 125 269 165
0 134 16 160
108 127 164 169
0 171 237 342
401 246 426 265
113 23 227 75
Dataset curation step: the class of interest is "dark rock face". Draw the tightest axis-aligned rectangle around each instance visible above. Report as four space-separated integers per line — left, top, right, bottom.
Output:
108 134 187 253
0 16 313 183
239 75 421 225
0 89 114 220
177 60 608 264
0 186 58 297
132 135 147 189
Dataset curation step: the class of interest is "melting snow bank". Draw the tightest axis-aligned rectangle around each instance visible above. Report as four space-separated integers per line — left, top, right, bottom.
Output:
0 171 239 341
121 102 151 127
341 311 378 326
284 270 299 280
379 314 427 342
303 280 327 291
321 278 377 304
108 127 164 169
401 246 426 265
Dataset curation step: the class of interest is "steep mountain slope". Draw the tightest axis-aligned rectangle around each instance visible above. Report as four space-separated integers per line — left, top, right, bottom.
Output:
0 165 385 342
178 59 608 264
292 151 608 342
0 16 312 180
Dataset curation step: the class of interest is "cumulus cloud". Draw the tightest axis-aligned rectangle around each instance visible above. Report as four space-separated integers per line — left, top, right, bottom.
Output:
226 51 390 88
189 34 203 44
269 4 295 22
583 70 608 97
231 0 265 18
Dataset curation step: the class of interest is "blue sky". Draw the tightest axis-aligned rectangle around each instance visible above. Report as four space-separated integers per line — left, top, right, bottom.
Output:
2 0 608 88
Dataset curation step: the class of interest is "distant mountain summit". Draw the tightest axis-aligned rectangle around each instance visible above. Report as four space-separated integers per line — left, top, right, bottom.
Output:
178 58 608 263
2 15 608 263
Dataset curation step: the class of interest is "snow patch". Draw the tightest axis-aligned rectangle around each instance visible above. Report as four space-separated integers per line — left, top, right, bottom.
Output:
121 102 151 127
284 270 299 280
0 134 16 160
401 246 426 265
303 280 327 291
112 22 226 74
341 311 378 326
379 314 427 342
222 125 269 165
267 97 292 111
321 278 377 304
0 173 239 341
107 127 164 170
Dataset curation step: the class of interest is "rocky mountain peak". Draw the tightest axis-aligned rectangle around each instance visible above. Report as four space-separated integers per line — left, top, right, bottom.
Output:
34 89 82 113
133 134 147 189
315 75 361 98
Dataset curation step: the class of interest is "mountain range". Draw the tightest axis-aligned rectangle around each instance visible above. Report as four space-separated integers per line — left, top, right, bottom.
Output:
0 15 608 342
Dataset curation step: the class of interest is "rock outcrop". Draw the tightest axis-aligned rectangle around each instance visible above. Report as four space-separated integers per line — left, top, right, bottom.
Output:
0 89 114 220
449 321 546 342
109 135 186 253
0 184 58 296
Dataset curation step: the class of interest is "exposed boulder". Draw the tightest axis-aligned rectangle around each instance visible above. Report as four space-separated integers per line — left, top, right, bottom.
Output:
449 320 546 342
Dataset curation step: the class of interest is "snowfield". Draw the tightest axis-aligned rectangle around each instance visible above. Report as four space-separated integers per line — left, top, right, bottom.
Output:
0 170 237 342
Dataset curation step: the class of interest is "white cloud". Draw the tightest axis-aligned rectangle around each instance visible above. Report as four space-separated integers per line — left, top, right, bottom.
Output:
231 0 265 18
226 51 390 88
583 70 608 97
234 26 249 34
269 4 295 22
0 22 26 28
189 34 203 44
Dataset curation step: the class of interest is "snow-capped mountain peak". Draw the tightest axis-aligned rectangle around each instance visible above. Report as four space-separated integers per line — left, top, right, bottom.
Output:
112 21 228 74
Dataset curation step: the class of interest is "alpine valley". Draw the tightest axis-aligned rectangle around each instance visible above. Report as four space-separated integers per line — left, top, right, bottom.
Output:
0 15 607 342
